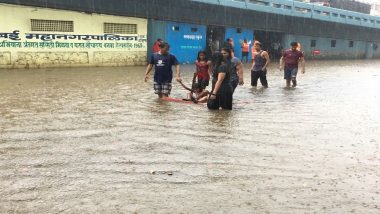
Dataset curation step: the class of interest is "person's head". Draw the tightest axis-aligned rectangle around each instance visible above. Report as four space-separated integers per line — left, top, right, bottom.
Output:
157 38 162 42
192 83 202 93
244 38 247 43
254 41 262 51
197 50 207 61
291 42 298 51
220 47 232 60
159 42 170 54
211 52 226 68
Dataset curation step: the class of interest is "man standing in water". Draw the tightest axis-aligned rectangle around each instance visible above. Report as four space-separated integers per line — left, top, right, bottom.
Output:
280 42 305 87
144 42 181 98
251 41 270 88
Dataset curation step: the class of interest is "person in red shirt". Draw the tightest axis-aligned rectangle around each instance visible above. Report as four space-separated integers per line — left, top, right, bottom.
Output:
193 50 211 89
279 42 306 88
152 38 162 53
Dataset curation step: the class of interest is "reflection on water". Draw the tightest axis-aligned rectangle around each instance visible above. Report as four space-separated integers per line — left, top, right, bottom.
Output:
1 60 380 213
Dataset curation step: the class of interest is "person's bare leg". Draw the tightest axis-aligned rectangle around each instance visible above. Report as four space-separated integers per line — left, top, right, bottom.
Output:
292 79 297 87
286 80 291 88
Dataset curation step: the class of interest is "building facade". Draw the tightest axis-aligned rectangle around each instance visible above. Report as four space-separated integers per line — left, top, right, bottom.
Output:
0 4 147 68
1 0 380 69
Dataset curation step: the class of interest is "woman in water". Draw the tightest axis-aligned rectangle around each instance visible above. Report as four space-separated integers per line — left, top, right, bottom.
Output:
207 52 233 110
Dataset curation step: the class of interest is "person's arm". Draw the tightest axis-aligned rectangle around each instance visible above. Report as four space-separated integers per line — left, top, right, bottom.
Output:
175 64 181 82
299 57 305 73
207 60 212 76
262 51 270 71
178 80 193 92
237 62 244 85
192 72 197 85
279 56 284 71
144 64 153 82
210 72 226 100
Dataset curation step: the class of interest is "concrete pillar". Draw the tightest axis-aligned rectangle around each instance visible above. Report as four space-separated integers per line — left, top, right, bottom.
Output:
365 42 374 59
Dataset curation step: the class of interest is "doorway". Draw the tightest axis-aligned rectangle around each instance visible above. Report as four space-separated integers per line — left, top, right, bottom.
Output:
206 26 225 58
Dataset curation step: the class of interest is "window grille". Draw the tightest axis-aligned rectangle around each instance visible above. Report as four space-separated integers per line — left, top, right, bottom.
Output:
311 40 316 48
104 23 137 34
31 19 74 32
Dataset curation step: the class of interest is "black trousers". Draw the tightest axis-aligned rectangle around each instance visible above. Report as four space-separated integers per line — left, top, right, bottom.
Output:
251 70 268 87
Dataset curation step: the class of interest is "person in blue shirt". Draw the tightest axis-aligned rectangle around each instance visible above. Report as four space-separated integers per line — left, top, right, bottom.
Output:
144 42 181 98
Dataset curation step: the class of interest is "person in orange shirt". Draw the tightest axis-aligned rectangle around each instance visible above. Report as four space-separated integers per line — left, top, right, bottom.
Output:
251 40 258 63
241 38 250 63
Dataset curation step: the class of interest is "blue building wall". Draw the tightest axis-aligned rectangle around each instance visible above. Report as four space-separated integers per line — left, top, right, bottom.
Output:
282 34 367 59
166 22 207 63
224 28 254 60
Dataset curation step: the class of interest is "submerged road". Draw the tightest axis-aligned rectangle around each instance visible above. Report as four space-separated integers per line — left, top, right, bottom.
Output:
0 60 380 213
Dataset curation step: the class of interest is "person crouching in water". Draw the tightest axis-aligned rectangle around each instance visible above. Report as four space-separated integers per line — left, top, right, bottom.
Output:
207 52 233 110
178 80 209 103
144 42 181 98
193 50 211 90
251 41 270 88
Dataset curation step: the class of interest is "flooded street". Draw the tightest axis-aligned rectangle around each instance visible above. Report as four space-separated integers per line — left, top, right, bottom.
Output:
1 60 380 213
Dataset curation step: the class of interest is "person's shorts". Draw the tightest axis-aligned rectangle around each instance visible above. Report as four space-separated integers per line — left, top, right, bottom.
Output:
284 67 298 80
154 82 172 95
197 79 209 89
242 52 249 57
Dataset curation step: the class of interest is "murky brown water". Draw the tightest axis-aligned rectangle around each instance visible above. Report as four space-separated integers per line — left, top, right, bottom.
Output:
1 60 380 213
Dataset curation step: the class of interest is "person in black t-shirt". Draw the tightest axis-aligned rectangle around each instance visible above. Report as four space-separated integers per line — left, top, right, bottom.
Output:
144 42 181 98
207 52 233 110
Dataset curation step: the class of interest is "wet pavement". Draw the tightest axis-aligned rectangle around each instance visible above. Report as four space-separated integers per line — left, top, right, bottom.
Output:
1 60 380 213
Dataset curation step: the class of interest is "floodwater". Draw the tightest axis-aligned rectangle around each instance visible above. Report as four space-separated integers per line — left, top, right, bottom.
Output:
1 60 380 213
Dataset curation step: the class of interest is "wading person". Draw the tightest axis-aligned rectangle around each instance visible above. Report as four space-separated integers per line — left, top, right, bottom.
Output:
144 42 181 98
208 52 233 110
193 50 211 90
251 42 270 88
241 38 250 63
251 40 258 63
220 47 244 93
280 42 305 88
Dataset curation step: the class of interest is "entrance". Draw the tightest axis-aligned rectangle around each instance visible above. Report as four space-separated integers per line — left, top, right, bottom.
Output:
254 31 284 59
206 26 225 58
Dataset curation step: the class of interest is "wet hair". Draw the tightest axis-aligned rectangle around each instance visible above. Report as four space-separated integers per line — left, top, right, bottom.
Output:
291 42 298 47
255 41 262 47
157 38 162 42
220 47 232 60
211 52 226 68
227 38 232 42
159 42 170 49
197 50 208 61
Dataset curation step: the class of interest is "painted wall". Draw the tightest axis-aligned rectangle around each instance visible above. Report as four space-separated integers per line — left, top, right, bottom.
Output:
0 4 147 69
166 22 207 64
224 28 254 60
282 34 367 59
